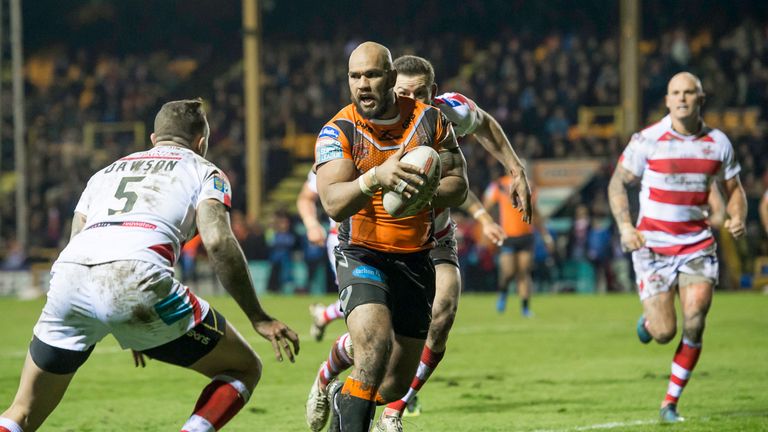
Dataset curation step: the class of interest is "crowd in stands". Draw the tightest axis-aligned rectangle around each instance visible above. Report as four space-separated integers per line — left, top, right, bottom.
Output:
2 3 767 292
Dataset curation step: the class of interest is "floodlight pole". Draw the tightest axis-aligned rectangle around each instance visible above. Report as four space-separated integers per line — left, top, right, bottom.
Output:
620 0 641 136
243 0 263 220
11 0 26 250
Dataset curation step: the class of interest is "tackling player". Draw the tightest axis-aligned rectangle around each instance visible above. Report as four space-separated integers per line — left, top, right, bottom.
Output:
608 72 746 422
0 100 299 432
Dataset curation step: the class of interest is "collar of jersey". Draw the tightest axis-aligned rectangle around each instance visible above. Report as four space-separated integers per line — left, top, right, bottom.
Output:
368 113 401 125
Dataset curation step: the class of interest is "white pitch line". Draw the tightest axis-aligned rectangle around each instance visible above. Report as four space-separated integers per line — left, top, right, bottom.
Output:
532 419 658 432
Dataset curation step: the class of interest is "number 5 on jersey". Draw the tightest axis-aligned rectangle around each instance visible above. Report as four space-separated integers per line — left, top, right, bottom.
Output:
109 176 146 215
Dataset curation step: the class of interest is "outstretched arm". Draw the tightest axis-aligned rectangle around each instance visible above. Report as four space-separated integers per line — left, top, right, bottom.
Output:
472 108 532 223
608 165 644 252
197 199 299 362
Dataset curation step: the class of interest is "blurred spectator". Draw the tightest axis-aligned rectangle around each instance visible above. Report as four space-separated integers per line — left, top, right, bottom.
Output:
267 210 297 293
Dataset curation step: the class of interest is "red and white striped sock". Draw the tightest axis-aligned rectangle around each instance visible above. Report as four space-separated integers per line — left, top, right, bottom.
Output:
322 300 345 323
0 417 22 432
319 332 354 388
181 375 251 432
384 346 445 415
663 337 702 406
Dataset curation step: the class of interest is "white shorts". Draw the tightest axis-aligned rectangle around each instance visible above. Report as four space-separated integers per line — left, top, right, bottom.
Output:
34 260 210 352
632 244 718 301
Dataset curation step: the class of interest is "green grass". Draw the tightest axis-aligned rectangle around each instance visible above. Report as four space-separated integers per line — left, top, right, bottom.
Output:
1 293 766 431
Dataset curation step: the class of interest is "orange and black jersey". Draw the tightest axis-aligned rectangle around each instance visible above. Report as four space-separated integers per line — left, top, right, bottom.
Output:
314 96 454 253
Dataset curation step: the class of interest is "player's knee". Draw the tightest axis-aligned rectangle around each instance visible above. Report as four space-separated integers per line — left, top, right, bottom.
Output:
241 350 263 390
431 299 458 336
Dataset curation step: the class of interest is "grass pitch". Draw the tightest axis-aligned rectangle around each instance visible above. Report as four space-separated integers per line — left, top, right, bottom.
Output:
0 292 766 431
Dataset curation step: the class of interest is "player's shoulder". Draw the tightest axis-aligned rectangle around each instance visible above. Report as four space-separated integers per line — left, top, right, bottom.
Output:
630 115 672 144
317 104 356 140
636 115 672 141
433 92 480 136
434 92 477 109
702 126 732 146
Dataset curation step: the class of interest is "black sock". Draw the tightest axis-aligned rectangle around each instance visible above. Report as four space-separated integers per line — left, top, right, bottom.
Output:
335 392 375 432
522 298 530 310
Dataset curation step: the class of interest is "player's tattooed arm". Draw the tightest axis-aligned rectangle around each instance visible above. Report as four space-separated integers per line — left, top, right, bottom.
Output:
608 165 639 227
608 165 644 251
433 128 468 208
197 199 300 362
197 199 270 321
70 212 87 240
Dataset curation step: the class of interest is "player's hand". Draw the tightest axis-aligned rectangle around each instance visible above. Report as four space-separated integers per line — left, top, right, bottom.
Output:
253 319 300 363
724 218 746 238
132 350 147 368
619 223 645 252
481 221 506 246
509 171 532 224
375 145 425 200
306 224 327 247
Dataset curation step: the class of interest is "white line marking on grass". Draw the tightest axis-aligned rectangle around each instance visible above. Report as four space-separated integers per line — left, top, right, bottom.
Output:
532 419 658 432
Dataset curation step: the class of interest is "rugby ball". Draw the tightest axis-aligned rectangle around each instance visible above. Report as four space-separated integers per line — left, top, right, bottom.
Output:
383 146 441 218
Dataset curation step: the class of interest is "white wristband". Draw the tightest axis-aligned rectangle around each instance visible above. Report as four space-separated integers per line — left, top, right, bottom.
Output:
473 208 487 219
359 174 374 196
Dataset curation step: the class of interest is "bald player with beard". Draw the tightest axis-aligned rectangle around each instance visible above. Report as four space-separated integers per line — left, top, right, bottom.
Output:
608 72 746 423
313 42 468 432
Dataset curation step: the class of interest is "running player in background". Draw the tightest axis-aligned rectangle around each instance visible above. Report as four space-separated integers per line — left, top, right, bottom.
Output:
306 54 531 432
484 177 553 317
608 72 746 423
0 100 299 432
296 171 344 341
314 42 468 432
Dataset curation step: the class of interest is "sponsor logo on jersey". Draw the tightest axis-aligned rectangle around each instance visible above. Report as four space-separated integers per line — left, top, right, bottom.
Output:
317 139 343 163
351 265 384 283
319 126 340 139
213 176 229 193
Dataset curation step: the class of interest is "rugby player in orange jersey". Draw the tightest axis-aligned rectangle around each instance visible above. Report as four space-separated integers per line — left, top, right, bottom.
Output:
313 42 468 432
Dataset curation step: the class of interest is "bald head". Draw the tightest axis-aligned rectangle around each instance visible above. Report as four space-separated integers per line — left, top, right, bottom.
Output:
347 41 398 119
349 41 394 72
667 72 704 95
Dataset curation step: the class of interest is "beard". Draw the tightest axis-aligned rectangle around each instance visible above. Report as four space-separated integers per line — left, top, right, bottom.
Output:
352 93 394 120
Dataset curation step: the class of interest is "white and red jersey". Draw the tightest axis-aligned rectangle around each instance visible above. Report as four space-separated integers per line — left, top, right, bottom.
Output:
57 146 232 269
434 92 480 137
306 170 338 235
433 92 481 236
619 115 741 255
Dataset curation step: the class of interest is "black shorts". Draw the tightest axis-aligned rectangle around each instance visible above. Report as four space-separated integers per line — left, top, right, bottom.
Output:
140 308 226 367
335 245 435 339
501 234 535 254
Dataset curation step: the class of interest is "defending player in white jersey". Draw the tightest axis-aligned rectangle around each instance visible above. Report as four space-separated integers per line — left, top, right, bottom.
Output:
305 55 531 432
608 73 747 423
0 100 299 432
